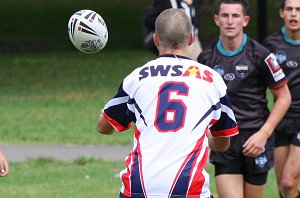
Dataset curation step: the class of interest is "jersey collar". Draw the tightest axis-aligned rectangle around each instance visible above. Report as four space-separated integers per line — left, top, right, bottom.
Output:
281 26 300 45
217 33 248 56
159 54 193 60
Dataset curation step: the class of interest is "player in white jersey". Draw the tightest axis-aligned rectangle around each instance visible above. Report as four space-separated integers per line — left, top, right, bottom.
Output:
97 8 238 198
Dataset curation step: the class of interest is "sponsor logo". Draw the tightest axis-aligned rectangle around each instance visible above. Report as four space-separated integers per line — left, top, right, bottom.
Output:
265 53 285 82
275 51 287 64
214 65 225 76
223 73 235 81
286 60 298 68
235 64 249 78
138 65 213 83
255 154 267 168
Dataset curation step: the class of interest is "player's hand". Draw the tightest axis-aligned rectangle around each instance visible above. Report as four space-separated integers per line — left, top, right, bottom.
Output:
242 130 269 157
0 152 9 177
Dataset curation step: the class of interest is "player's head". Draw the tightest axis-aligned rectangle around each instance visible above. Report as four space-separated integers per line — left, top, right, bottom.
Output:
279 0 300 31
214 0 250 39
154 8 193 51
215 0 249 16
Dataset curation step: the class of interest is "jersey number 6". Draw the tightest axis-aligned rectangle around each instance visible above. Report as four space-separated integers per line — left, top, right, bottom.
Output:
154 81 189 132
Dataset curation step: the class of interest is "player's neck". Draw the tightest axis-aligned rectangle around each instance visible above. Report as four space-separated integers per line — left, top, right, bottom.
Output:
220 33 244 51
159 48 189 58
285 28 300 41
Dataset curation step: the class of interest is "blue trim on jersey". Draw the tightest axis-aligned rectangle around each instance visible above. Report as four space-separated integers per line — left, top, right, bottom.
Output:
159 54 193 60
211 95 237 131
131 150 145 197
281 26 300 45
192 103 221 132
128 98 147 126
170 150 199 196
192 95 236 133
217 34 248 56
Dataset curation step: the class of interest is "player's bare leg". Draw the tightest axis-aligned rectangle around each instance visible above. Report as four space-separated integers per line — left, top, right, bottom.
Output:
275 146 289 197
215 174 243 198
244 182 265 198
279 145 300 198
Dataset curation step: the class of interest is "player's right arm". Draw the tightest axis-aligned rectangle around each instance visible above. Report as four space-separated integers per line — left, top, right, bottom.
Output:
97 112 115 135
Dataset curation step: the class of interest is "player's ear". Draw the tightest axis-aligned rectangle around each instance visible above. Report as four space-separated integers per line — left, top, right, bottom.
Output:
188 33 195 46
279 8 284 19
214 15 220 26
153 33 159 47
243 16 250 27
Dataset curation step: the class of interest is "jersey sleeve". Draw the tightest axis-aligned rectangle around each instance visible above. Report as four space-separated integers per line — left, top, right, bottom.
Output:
102 81 134 132
209 94 239 137
209 71 239 137
262 52 288 88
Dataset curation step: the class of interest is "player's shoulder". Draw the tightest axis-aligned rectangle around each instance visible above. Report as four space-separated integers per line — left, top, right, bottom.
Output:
246 37 272 58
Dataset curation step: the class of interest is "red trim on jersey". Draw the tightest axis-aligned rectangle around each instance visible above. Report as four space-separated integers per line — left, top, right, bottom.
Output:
269 79 288 89
103 112 131 132
210 126 239 137
209 119 218 125
134 127 147 197
121 151 133 197
168 134 205 197
187 147 209 197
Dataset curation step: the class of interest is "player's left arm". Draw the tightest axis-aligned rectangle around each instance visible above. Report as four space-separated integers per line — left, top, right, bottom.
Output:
243 84 291 157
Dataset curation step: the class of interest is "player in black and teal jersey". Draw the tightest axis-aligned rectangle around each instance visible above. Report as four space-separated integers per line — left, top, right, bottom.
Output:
198 0 291 198
263 0 300 197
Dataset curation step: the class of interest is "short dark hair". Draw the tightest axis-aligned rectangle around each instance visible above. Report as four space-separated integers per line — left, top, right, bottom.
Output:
215 0 249 15
280 0 285 9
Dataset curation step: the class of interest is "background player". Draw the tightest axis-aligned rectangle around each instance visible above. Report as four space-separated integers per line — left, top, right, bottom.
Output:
197 0 291 197
141 0 203 60
263 0 300 197
0 149 9 177
97 8 238 198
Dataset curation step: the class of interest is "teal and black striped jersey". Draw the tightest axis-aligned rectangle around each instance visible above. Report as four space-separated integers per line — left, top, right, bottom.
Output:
198 34 288 130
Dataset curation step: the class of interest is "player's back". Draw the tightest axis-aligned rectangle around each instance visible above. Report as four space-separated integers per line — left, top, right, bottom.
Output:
119 54 234 197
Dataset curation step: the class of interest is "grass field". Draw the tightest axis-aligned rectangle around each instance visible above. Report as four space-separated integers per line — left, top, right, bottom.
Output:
0 158 278 198
0 50 279 197
0 50 156 145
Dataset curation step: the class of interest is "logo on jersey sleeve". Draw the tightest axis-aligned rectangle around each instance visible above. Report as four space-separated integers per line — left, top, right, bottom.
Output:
235 64 249 79
264 53 285 82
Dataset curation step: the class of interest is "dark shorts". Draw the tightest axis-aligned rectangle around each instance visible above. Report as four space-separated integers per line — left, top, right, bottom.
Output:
274 117 300 147
210 129 274 185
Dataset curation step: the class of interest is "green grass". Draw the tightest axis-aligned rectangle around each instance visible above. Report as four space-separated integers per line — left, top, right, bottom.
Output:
0 158 279 198
0 50 155 145
0 158 124 198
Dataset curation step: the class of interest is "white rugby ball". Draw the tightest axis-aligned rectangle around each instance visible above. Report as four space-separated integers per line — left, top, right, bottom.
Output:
68 9 108 54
